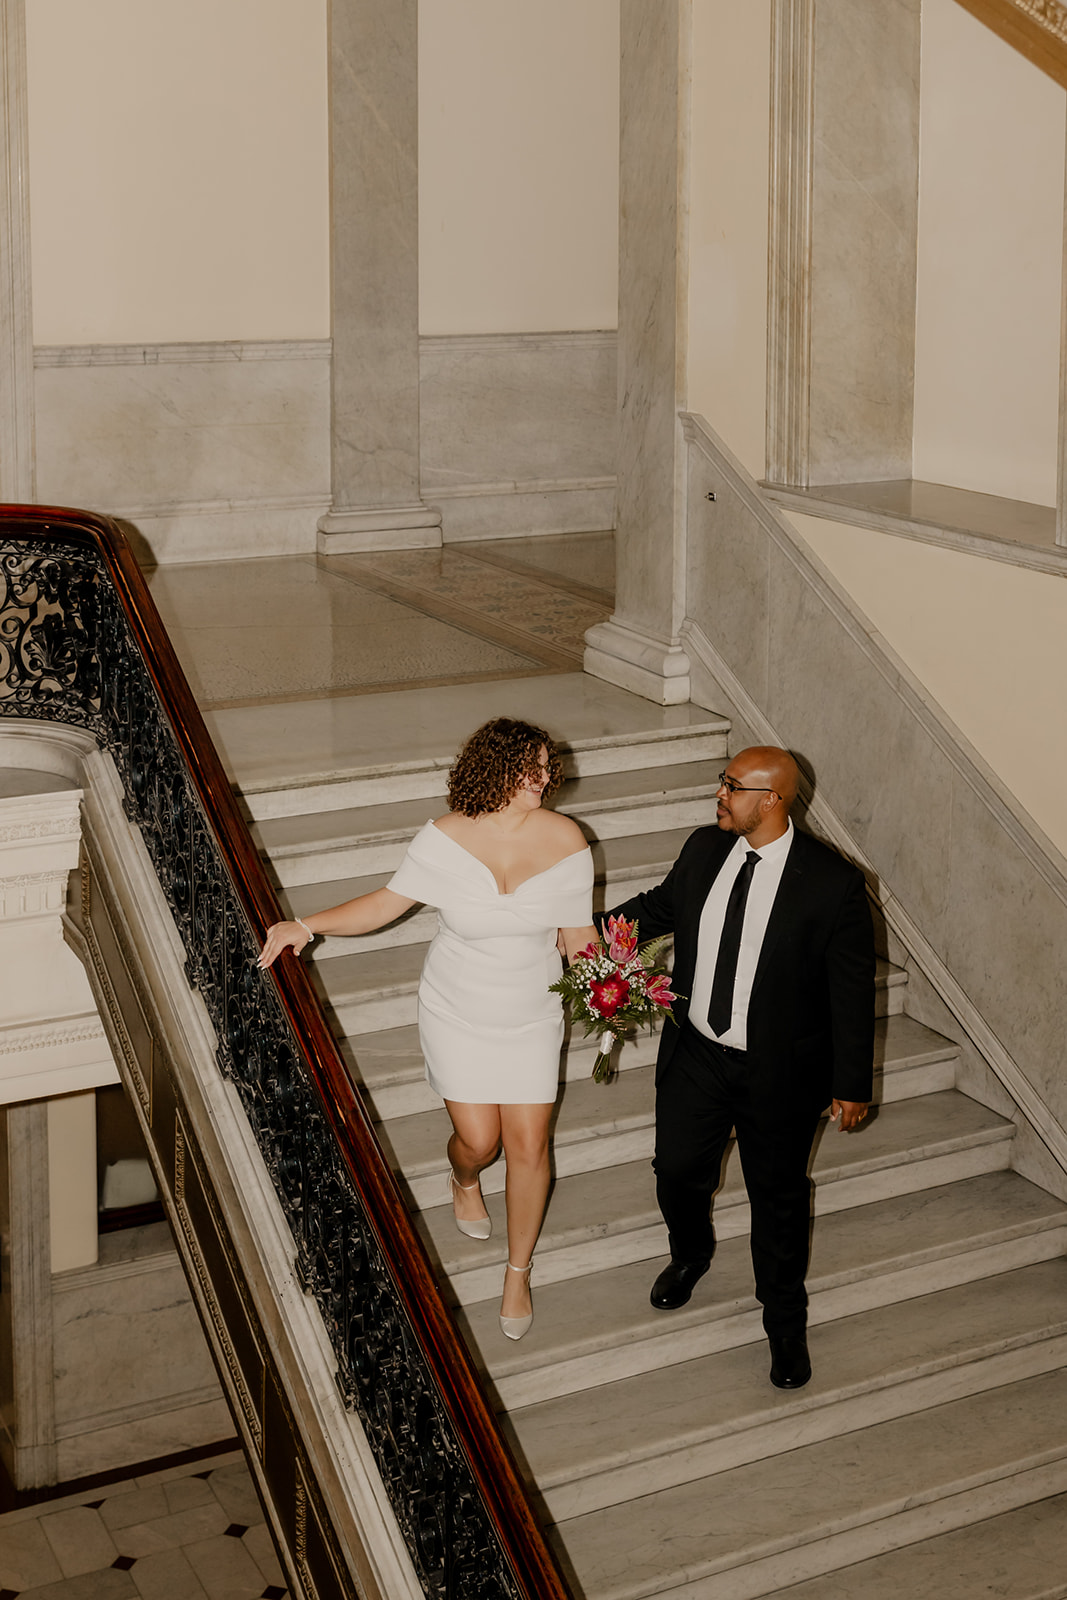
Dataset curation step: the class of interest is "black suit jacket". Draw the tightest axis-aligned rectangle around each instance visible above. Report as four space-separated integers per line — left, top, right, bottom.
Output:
606 825 875 1111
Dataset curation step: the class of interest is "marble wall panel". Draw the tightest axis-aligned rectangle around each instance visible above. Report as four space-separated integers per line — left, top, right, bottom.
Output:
807 0 920 483
942 771 1067 1133
51 1250 222 1442
686 449 771 711
764 543 953 943
419 332 616 497
328 0 421 513
32 333 615 559
34 343 331 522
614 0 688 639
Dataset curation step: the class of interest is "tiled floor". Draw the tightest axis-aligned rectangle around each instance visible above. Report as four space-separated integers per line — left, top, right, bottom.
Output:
0 1455 286 1600
146 532 614 710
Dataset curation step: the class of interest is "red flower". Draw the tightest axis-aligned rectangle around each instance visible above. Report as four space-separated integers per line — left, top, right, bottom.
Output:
605 914 638 963
576 941 601 961
589 974 631 1018
646 974 677 1009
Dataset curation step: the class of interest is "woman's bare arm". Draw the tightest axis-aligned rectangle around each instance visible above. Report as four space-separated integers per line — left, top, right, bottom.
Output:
258 887 417 969
559 924 599 963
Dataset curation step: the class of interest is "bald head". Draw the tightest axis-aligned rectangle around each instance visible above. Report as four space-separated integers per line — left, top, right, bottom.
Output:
716 746 799 846
732 747 800 808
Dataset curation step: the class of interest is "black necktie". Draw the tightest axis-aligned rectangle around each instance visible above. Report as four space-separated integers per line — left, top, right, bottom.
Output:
708 850 759 1036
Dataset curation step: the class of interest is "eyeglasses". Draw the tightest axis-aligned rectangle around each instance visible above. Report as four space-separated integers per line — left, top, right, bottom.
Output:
718 772 774 795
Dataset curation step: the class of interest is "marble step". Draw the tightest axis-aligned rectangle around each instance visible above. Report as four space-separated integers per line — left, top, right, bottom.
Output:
279 827 699 958
768 1486 1067 1599
258 762 720 888
548 1367 1067 1600
239 702 731 821
457 1171 1067 1409
417 1091 1015 1307
507 1258 1067 1520
388 1051 974 1216
357 1011 957 1137
312 940 906 1035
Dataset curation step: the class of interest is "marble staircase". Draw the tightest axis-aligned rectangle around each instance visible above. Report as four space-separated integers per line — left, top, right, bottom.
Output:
244 709 1067 1600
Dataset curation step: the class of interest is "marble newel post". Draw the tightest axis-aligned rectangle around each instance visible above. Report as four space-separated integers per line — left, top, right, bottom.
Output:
584 1 692 705
317 0 441 554
0 0 35 501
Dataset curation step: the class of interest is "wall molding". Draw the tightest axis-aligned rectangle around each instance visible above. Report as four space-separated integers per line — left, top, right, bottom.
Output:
35 339 331 368
419 329 616 356
766 0 815 487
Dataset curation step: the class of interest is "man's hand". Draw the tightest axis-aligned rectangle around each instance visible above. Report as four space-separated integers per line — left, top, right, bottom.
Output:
831 1099 869 1131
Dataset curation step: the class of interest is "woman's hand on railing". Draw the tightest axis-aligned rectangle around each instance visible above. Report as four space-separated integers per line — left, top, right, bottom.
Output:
258 921 313 969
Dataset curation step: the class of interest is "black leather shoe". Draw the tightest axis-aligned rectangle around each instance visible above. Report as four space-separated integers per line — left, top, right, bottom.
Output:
768 1331 812 1389
650 1259 711 1311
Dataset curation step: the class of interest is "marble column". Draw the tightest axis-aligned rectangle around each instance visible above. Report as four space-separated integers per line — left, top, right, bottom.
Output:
0 1102 57 1488
0 0 35 502
584 1 692 705
317 0 441 554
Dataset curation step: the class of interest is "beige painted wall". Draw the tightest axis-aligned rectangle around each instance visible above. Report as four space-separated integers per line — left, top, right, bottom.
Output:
686 0 771 480
25 0 330 345
788 510 1067 856
417 0 619 335
913 0 1065 505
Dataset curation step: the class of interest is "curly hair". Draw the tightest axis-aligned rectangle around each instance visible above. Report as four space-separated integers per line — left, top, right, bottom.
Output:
447 718 565 816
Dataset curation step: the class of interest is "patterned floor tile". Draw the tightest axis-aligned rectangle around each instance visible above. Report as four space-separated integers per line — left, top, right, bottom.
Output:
127 1549 208 1600
181 1535 265 1600
38 1508 118 1578
0 1522 64 1592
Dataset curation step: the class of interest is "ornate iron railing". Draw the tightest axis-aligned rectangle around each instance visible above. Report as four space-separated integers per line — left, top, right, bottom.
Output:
0 506 572 1600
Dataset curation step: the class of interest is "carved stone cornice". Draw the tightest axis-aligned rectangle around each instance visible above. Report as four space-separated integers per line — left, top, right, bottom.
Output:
954 0 1067 88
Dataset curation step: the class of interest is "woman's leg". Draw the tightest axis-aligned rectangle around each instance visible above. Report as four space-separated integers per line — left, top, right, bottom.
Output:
444 1100 501 1225
499 1102 554 1318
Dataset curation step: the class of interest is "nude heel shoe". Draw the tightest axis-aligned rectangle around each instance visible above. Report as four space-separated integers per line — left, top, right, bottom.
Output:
448 1169 491 1240
499 1261 534 1341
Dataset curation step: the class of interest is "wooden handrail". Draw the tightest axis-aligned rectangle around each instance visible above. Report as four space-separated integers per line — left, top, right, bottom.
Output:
953 0 1067 88
0 503 572 1600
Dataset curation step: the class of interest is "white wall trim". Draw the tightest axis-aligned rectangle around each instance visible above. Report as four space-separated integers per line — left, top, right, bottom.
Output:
429 474 615 501
109 492 330 523
419 329 616 356
35 339 332 368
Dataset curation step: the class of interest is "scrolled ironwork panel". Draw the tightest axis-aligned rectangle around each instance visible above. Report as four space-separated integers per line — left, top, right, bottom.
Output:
0 532 525 1600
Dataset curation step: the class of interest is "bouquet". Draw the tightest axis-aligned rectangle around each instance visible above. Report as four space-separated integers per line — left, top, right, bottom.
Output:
550 915 681 1083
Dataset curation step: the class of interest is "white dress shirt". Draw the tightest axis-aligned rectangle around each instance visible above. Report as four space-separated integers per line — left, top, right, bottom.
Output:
689 820 794 1050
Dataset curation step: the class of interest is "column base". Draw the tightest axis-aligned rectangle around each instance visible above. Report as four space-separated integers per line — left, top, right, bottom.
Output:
317 503 442 554
583 619 691 705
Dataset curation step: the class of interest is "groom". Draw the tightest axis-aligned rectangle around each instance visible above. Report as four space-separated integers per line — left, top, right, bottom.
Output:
603 746 874 1389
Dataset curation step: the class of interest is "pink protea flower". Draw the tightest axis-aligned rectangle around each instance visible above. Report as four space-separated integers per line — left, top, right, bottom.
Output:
589 973 631 1019
646 974 677 1009
605 914 638 963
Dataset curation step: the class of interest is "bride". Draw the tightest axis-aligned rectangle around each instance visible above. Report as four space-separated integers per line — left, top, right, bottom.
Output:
259 717 597 1339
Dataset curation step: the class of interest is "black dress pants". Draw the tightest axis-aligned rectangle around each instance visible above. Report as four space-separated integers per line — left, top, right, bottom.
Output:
653 1024 822 1336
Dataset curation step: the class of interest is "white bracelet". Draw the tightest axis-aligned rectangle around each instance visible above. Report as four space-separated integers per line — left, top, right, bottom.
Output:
295 917 316 946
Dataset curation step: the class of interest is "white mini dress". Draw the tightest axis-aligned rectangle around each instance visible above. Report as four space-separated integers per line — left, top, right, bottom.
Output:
387 820 594 1104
